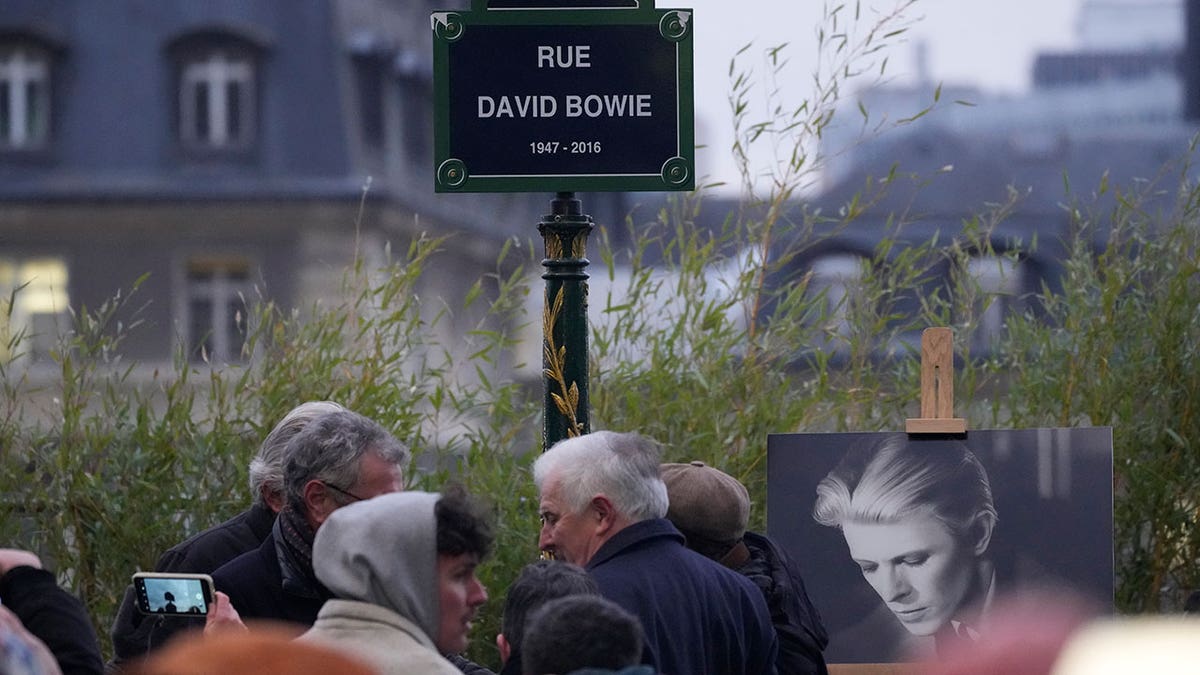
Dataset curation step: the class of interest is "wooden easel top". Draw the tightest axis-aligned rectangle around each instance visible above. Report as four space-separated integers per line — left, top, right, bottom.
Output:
905 327 967 434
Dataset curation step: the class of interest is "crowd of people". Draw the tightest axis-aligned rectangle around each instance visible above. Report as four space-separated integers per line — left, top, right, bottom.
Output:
2 402 1198 674
2 403 827 675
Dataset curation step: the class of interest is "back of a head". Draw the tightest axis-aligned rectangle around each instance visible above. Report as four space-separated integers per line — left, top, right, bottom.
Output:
501 560 599 651
283 410 410 514
127 627 377 675
532 430 668 522
521 595 644 675
248 401 347 506
661 460 751 561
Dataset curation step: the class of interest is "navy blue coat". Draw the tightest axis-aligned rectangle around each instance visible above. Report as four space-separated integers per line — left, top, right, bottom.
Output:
587 518 779 675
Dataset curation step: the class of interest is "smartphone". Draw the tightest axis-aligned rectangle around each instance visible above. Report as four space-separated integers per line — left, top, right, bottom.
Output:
131 572 215 616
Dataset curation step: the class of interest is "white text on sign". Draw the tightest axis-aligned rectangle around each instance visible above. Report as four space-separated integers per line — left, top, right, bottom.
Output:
478 94 651 119
537 45 591 68
476 44 652 120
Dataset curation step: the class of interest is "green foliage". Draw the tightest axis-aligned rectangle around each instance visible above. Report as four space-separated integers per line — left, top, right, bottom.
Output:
995 167 1200 612
0 235 542 668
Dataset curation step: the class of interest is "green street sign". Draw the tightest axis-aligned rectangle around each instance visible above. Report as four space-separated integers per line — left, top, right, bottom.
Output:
432 0 694 193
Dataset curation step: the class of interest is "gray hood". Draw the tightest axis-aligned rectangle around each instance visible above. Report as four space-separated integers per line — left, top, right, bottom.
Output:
313 491 441 641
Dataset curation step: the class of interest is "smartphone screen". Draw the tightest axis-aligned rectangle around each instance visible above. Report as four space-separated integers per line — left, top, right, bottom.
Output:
132 573 213 616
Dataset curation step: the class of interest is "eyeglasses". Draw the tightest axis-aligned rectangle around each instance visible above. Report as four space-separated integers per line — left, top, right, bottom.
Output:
323 481 368 503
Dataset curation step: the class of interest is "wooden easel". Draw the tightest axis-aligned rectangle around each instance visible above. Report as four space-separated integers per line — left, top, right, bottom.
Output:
905 327 967 434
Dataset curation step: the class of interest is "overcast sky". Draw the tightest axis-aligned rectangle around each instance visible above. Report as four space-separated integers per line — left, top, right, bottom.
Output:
659 0 1082 193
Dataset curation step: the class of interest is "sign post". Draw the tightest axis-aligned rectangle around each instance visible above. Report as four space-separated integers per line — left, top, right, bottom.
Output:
432 0 694 450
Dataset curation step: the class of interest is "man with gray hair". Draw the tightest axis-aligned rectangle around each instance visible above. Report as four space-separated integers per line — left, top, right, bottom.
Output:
110 401 346 663
533 430 779 675
211 409 408 626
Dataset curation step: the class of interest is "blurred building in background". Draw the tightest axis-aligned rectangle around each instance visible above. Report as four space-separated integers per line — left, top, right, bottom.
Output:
823 0 1186 187
524 0 1198 371
0 0 629 372
777 0 1195 356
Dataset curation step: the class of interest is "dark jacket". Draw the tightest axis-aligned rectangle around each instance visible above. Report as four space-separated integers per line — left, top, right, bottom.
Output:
110 502 275 663
155 502 276 573
1 565 104 675
209 522 326 626
739 532 829 675
587 518 778 675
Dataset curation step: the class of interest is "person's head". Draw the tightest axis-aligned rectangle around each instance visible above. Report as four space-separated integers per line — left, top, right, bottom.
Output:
248 401 347 512
313 487 493 658
661 460 751 563
812 433 997 637
283 410 409 531
532 431 668 565
497 560 599 665
435 485 495 655
521 595 644 675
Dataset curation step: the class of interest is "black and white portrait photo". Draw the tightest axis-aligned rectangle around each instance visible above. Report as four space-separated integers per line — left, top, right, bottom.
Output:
767 429 1113 663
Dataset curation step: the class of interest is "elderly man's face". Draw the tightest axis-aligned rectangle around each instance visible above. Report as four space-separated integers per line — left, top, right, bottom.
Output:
309 452 405 530
351 451 405 499
842 515 978 637
537 473 601 566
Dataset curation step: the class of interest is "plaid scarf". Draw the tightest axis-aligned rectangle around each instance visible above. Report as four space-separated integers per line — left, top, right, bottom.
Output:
274 507 329 600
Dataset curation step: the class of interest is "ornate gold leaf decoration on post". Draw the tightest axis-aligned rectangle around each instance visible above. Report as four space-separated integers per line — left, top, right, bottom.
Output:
542 286 583 438
546 235 564 260
570 231 587 259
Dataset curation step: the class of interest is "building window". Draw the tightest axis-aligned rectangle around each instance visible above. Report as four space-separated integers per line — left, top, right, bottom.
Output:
0 257 70 363
179 49 255 150
807 253 866 344
354 55 386 148
0 46 50 149
184 257 252 363
400 78 432 165
395 49 432 166
963 254 1024 349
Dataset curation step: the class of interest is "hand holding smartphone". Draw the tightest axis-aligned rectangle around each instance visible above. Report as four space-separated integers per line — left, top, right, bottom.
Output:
131 572 215 617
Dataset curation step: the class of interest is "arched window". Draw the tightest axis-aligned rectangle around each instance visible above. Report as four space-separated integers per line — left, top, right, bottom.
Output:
169 30 265 152
180 50 254 148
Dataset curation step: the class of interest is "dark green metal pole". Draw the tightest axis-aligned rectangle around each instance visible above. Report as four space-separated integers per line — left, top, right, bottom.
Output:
539 191 593 450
